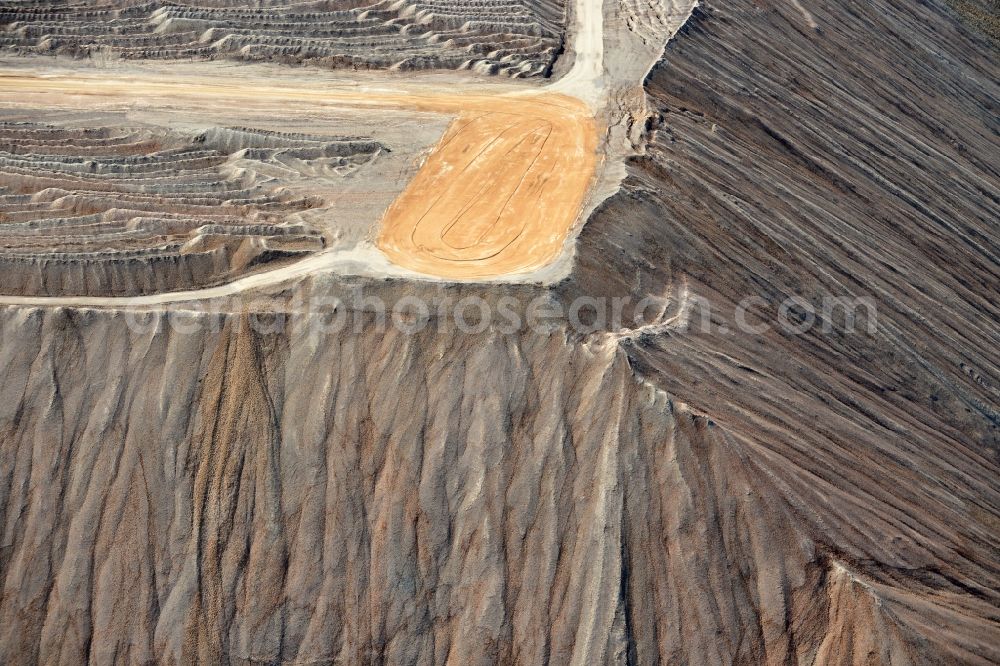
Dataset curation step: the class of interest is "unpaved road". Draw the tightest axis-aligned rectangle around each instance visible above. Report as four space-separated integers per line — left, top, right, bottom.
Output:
0 70 597 283
0 0 615 302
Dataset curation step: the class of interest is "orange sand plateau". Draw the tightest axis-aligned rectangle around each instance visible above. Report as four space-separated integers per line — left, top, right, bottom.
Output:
0 70 599 280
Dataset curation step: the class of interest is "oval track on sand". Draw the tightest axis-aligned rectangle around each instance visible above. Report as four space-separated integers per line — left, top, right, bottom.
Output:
0 71 598 283
377 98 597 278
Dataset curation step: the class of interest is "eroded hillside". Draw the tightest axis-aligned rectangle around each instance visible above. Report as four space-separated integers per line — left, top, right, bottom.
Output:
0 0 997 663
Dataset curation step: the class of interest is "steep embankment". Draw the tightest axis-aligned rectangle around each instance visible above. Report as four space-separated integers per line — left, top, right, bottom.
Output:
0 0 997 663
7 304 988 664
565 0 1000 659
0 122 384 296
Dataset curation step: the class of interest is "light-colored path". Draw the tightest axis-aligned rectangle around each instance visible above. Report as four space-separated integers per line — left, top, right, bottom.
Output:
549 0 605 103
0 0 613 303
0 70 597 285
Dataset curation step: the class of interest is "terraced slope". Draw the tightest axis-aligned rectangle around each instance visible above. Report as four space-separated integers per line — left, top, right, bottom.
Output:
0 0 567 77
0 121 384 296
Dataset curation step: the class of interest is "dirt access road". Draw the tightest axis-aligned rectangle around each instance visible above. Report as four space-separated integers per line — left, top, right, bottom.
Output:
0 71 597 281
379 0 607 278
0 0 613 302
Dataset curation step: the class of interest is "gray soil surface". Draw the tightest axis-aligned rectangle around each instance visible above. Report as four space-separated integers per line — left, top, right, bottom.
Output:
0 0 997 663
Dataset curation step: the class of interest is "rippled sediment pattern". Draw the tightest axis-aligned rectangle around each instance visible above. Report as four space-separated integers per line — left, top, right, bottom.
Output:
0 0 567 77
0 121 384 296
564 0 999 660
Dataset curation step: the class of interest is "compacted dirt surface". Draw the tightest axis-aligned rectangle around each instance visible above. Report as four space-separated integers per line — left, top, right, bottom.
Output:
0 0 684 295
375 92 597 278
0 0 678 294
0 69 597 281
